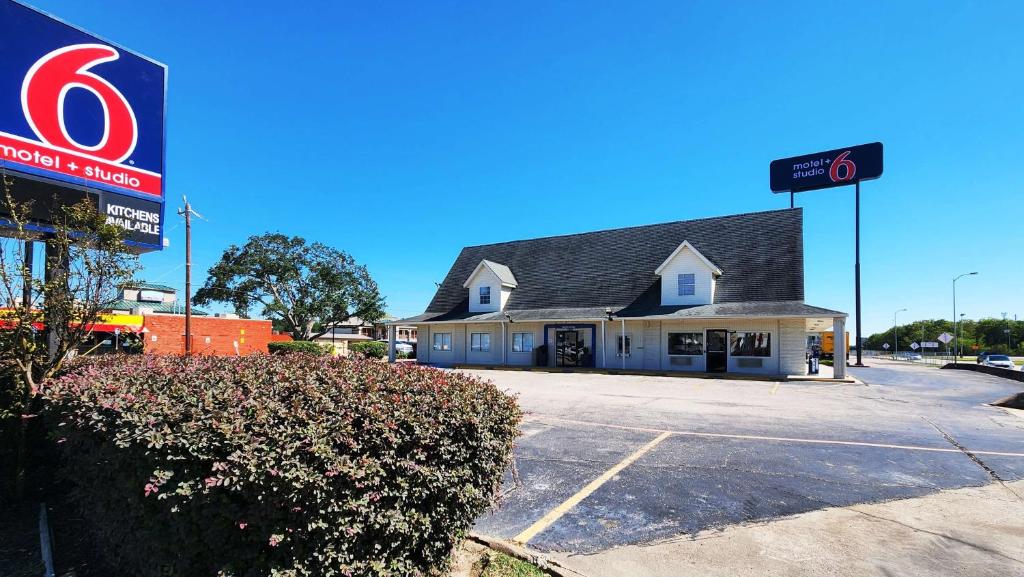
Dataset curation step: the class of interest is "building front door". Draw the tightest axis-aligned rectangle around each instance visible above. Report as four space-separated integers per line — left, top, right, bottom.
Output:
706 329 728 373
555 330 583 367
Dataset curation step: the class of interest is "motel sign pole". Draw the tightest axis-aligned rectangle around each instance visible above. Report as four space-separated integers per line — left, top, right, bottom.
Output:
854 180 862 366
770 143 883 368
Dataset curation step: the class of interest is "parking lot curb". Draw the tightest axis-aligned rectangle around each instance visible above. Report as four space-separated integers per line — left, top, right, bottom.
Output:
467 532 589 577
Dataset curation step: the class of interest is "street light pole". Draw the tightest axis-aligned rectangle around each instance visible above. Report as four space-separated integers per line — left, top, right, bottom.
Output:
894 308 907 359
952 272 977 361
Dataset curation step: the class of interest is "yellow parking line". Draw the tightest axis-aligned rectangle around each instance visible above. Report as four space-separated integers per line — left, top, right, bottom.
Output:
771 382 781 394
512 431 672 545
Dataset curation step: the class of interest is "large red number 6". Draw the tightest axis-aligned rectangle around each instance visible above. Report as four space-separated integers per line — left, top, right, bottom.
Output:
21 44 138 163
829 150 856 182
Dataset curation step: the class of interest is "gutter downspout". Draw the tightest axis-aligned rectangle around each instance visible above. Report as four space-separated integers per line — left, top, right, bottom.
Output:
502 321 507 365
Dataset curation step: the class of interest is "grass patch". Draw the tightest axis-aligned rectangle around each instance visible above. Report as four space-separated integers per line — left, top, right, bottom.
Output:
478 552 548 577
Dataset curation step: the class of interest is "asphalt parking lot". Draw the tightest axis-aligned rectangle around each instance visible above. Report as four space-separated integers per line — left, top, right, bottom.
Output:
464 360 1024 575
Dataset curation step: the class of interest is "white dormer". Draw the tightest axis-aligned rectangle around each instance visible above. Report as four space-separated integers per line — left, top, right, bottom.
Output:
654 241 722 306
463 260 518 312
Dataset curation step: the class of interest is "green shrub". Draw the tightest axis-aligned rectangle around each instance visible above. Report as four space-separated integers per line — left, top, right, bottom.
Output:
349 340 387 359
267 340 332 355
43 355 521 576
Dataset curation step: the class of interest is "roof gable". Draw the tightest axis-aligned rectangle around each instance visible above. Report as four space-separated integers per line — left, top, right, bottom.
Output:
462 259 518 288
654 241 723 276
425 208 804 315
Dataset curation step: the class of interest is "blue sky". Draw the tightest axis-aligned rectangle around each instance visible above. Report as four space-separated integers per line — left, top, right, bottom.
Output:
30 0 1022 336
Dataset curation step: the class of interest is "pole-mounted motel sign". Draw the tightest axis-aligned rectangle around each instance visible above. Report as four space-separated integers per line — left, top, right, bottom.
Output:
0 0 166 251
770 142 883 368
770 142 882 194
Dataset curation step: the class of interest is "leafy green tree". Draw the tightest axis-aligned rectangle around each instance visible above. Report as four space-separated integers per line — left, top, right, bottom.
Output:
194 233 385 341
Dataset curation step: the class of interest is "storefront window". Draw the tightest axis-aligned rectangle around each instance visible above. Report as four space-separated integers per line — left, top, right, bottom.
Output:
730 332 771 357
668 332 703 355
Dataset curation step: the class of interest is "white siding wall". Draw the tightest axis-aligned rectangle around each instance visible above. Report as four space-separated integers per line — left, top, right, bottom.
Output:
465 322 502 365
418 318 807 375
779 318 808 375
602 321 646 370
416 325 430 363
507 322 543 366
467 268 501 313
658 248 716 306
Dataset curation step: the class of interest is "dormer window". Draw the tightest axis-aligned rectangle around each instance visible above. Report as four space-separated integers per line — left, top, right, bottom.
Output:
463 259 518 313
677 273 695 296
655 241 723 306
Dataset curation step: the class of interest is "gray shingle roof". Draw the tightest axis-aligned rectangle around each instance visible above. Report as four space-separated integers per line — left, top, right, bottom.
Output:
481 260 517 287
417 209 806 321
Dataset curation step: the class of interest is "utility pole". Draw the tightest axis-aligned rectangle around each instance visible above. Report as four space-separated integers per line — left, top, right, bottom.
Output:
178 197 205 357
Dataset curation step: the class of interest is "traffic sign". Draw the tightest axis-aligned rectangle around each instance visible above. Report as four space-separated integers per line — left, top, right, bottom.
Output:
882 343 890 350
937 332 954 344
922 341 939 348
910 342 919 350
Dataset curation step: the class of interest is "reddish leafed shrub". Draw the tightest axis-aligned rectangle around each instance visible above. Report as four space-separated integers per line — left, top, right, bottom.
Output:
42 354 520 576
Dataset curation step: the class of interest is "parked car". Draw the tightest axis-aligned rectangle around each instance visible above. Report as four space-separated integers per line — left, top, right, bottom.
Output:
977 351 990 364
905 352 923 361
381 340 414 354
982 354 1015 370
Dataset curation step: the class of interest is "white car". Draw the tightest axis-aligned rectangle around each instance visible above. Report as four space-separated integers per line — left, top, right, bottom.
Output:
982 354 1015 370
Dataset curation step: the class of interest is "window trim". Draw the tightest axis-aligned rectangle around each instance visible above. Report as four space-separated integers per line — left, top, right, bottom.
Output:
512 332 534 353
677 273 696 296
479 286 491 305
616 334 632 358
470 332 491 352
432 332 452 351
667 331 704 356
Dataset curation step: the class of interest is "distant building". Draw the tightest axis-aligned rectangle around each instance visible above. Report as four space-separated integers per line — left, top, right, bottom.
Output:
314 316 417 356
83 281 280 355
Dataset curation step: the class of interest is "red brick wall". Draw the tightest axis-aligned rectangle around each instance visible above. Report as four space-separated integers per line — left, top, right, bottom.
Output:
142 315 277 356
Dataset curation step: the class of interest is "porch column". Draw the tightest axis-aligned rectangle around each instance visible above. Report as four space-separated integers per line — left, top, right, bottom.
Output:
601 321 606 368
833 317 846 379
387 325 397 363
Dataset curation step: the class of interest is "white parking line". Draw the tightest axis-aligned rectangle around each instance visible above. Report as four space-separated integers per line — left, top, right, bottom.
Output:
534 415 1024 458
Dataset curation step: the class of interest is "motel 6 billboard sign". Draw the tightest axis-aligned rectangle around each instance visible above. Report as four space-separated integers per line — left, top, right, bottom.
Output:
0 0 166 251
770 142 883 193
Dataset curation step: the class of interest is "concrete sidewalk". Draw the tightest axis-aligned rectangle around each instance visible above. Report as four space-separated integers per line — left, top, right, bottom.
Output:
548 480 1024 577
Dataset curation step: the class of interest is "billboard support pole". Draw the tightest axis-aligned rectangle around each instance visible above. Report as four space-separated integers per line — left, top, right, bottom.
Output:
22 240 33 307
854 180 863 366
183 200 192 357
43 240 68 360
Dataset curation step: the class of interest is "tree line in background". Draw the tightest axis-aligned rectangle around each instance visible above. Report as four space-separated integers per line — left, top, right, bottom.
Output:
863 317 1024 355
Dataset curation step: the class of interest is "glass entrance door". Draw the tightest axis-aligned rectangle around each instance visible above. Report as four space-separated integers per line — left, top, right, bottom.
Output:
556 330 583 367
706 329 728 373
